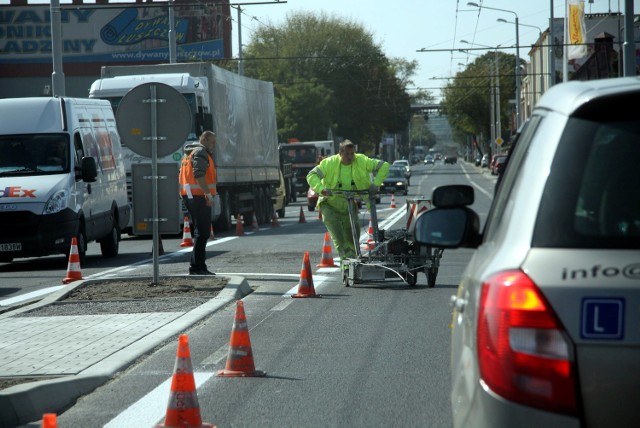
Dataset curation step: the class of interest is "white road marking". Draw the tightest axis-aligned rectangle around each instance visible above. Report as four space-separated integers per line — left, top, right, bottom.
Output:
104 372 214 428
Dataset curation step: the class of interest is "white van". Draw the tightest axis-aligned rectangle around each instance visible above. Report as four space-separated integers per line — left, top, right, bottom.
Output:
0 97 130 263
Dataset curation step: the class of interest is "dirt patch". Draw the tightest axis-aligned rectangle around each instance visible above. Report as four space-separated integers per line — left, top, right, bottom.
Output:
64 275 228 301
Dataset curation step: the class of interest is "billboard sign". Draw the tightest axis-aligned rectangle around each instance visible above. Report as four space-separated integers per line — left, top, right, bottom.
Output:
0 1 229 65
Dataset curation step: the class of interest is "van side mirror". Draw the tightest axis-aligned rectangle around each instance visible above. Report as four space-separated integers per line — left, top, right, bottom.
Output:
81 156 97 182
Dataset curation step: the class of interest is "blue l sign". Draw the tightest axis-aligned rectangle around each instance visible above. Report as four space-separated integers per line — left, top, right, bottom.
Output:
581 298 625 340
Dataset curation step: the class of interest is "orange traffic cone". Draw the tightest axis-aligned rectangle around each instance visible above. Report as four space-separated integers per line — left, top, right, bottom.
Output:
271 209 280 227
292 251 322 298
363 219 375 250
235 214 245 236
298 206 307 223
209 225 215 241
156 335 215 428
42 413 57 428
389 193 397 209
250 212 259 230
62 237 83 284
317 232 338 268
217 301 266 377
179 217 194 247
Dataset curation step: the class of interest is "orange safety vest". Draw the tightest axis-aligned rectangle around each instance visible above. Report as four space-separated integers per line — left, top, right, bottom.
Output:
179 151 217 197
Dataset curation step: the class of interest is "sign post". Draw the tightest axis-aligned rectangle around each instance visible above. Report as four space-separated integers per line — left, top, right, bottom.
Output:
116 82 191 284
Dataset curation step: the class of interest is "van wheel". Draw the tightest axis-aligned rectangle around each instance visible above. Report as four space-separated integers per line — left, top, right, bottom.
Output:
75 226 87 264
100 221 120 257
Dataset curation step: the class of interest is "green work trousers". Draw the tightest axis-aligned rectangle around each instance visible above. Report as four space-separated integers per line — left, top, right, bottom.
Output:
319 201 358 260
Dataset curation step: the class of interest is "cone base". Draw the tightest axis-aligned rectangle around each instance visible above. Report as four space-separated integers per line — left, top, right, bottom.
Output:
316 262 337 268
62 276 82 284
292 293 322 298
217 369 266 377
180 242 194 247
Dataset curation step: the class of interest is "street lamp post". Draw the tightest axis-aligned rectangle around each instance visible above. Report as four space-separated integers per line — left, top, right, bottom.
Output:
467 2 520 128
498 19 544 99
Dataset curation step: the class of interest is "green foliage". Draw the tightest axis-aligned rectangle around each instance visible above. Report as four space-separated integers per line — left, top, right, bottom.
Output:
442 51 517 143
242 12 417 152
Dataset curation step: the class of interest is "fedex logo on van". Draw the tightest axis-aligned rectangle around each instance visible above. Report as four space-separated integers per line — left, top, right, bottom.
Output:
0 186 36 198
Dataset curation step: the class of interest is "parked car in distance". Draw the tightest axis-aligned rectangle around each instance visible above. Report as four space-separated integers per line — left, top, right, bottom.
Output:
490 154 507 175
480 153 489 167
424 154 435 165
474 154 482 166
414 77 640 428
493 155 508 176
380 166 409 195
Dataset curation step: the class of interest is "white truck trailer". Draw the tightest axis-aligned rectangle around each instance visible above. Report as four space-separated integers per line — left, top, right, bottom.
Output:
89 62 281 232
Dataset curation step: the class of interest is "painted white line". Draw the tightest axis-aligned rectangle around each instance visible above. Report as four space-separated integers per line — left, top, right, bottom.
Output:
0 285 65 306
104 372 214 428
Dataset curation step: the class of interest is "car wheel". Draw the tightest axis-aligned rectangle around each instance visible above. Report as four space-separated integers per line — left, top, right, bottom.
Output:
99 217 120 258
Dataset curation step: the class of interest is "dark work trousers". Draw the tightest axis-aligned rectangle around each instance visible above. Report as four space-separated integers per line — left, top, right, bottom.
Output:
183 195 212 271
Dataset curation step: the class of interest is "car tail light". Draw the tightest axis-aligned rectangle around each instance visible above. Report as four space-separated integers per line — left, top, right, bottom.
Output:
477 270 577 415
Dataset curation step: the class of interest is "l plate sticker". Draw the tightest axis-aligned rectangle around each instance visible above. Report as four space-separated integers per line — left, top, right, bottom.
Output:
581 298 624 340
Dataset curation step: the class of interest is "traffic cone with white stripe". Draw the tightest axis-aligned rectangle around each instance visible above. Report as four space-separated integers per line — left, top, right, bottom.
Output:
217 301 266 377
156 335 215 428
389 193 397 209
62 237 83 284
179 217 194 247
362 219 375 250
235 214 245 236
292 251 321 298
317 232 338 268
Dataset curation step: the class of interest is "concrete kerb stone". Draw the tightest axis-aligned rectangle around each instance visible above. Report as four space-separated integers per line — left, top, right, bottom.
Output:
0 275 252 427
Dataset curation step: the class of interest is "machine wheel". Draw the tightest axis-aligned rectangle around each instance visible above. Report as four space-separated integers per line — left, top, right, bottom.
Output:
405 271 418 286
99 218 120 257
426 268 438 288
342 265 351 287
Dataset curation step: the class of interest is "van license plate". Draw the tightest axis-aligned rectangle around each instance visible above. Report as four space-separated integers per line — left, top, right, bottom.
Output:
0 243 21 251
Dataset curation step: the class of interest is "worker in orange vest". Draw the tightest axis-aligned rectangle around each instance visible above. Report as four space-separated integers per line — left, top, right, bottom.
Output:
179 130 217 275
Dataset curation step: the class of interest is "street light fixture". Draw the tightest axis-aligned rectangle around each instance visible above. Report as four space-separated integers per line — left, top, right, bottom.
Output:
497 18 544 98
467 2 520 128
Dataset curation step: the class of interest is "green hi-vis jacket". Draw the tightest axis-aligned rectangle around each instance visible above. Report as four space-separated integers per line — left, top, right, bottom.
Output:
307 153 389 212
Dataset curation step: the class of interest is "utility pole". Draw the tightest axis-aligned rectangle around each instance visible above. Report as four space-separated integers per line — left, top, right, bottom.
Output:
50 0 65 96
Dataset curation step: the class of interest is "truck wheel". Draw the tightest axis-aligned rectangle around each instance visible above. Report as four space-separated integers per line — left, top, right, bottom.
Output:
262 187 272 223
214 191 232 231
100 219 120 258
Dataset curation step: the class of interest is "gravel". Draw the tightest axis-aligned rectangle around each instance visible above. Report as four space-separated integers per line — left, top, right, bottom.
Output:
16 276 228 316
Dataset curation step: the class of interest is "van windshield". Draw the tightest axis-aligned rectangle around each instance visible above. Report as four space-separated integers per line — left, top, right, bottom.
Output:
0 134 70 175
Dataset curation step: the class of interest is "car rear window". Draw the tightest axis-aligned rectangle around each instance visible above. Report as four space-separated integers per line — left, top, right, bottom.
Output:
533 93 640 249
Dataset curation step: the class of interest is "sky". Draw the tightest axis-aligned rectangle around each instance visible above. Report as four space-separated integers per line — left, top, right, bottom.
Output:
2 0 637 100
231 0 639 101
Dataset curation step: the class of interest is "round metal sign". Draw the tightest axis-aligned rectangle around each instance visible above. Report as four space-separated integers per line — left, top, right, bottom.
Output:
116 82 192 158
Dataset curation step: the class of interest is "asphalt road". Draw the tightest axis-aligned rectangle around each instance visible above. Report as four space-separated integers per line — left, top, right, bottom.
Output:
2 161 497 427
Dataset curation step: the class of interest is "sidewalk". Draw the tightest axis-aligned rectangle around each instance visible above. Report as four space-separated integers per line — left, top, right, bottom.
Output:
0 276 252 427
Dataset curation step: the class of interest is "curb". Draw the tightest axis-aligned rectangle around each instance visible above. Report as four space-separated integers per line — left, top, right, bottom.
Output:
0 275 252 427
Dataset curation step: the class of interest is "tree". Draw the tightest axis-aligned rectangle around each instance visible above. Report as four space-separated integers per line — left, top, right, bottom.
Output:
242 12 416 152
442 51 517 149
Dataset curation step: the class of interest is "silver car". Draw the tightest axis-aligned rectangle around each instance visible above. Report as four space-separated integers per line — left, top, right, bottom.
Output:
415 77 640 427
